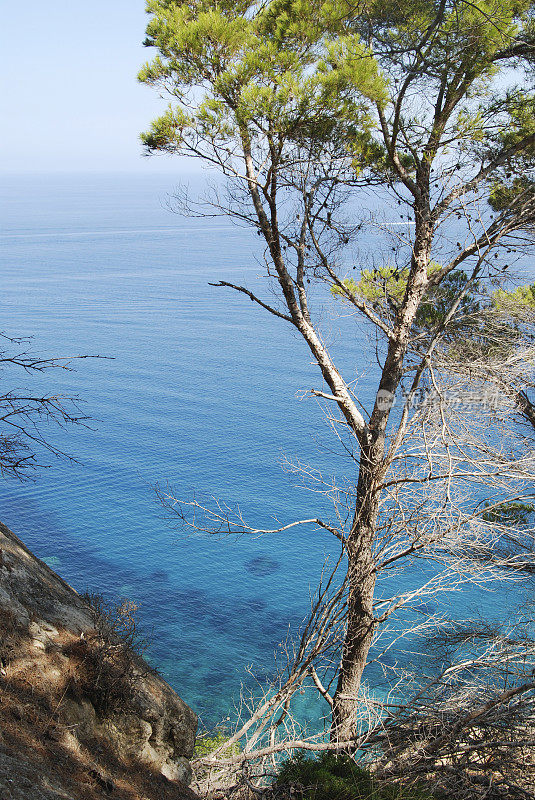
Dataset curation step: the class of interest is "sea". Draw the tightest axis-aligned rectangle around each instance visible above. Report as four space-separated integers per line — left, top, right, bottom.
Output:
0 172 528 728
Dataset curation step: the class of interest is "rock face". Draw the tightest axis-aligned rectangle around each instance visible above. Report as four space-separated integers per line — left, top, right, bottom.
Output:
0 521 199 800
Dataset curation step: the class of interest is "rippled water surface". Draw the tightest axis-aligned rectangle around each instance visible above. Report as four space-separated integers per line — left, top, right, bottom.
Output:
0 173 361 723
0 173 522 726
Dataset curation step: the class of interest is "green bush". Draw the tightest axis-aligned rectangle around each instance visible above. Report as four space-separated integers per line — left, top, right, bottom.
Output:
194 728 241 759
273 752 433 800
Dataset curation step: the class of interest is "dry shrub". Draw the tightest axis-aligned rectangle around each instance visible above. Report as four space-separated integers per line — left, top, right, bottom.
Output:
63 593 147 716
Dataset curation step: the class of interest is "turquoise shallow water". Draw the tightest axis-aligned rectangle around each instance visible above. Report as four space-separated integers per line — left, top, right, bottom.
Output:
0 172 527 727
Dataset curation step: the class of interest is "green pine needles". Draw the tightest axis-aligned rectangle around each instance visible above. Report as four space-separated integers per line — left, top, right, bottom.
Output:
274 752 434 800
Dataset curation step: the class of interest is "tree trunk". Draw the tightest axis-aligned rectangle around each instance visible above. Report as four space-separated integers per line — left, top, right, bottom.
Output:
331 557 376 742
331 441 382 742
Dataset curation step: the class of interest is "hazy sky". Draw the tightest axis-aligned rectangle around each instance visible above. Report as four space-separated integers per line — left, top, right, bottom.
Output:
1 1 193 173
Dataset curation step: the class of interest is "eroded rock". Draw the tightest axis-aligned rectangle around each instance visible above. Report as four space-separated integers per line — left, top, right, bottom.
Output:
0 521 198 800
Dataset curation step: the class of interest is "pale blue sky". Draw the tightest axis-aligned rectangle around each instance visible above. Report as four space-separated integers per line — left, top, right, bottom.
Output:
1 1 192 173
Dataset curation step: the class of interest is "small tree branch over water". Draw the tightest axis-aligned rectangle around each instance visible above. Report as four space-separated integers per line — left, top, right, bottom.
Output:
0 332 103 480
140 0 535 790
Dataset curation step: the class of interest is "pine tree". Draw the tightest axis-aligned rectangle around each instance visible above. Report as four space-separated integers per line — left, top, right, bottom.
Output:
140 0 535 741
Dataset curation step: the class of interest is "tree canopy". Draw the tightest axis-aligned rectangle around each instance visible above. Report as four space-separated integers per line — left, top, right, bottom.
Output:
140 0 535 794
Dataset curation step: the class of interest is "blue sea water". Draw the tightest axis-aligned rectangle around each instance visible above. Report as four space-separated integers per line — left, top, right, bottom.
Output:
1 172 364 725
0 172 528 727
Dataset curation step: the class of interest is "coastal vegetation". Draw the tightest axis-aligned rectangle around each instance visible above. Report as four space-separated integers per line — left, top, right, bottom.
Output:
139 0 535 796
273 752 434 800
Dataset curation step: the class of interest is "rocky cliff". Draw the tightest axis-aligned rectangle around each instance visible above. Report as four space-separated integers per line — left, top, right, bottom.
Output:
0 521 199 800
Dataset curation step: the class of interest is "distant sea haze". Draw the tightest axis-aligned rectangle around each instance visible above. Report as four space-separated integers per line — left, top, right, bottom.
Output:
0 173 518 724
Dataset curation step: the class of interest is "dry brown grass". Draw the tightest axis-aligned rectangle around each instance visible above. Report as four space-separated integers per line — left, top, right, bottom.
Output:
0 603 197 800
